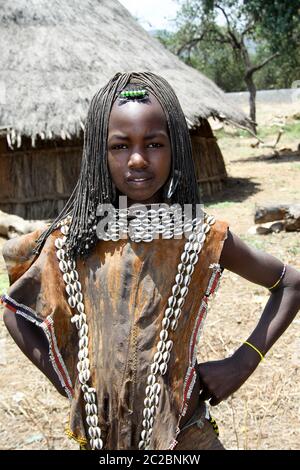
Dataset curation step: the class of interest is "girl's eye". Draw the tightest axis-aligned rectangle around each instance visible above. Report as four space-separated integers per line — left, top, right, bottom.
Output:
148 143 163 148
111 144 128 150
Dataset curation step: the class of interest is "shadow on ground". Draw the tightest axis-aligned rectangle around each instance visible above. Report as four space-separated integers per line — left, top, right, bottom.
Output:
203 177 261 205
234 149 300 164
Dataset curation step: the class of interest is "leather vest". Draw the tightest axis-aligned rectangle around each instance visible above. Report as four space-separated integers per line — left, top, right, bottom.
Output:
1 218 229 449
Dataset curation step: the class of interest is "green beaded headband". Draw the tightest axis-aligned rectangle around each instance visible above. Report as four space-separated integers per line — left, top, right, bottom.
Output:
119 89 148 99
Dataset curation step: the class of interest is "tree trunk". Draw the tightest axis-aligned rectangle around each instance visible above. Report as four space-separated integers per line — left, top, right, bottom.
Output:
245 72 257 133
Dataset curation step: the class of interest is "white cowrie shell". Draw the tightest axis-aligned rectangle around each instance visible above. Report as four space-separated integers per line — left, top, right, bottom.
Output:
94 427 101 439
177 297 185 308
77 302 85 314
55 238 65 249
193 241 202 253
75 316 83 330
85 403 92 415
59 260 68 272
186 264 195 276
67 259 76 270
141 430 148 441
150 362 159 375
71 314 80 324
143 408 151 419
75 292 83 303
66 284 74 297
171 319 178 331
61 225 69 235
174 308 181 320
81 346 89 359
138 440 145 450
159 363 167 375
180 286 189 298
73 281 81 292
162 317 170 329
150 405 156 416
68 296 76 309
181 252 189 264
202 223 210 234
145 385 153 397
79 336 88 348
153 383 161 395
143 419 150 430
165 340 173 351
190 252 198 265
160 329 168 341
206 215 216 225
197 233 206 244
178 263 185 273
81 358 90 370
163 351 170 363
63 273 71 284
175 273 183 284
84 392 95 404
88 427 96 439
157 340 165 352
89 415 98 427
56 249 65 260
172 284 180 296
79 324 88 337
94 438 103 450
153 351 162 363
167 296 176 308
149 416 154 427
184 241 193 253
144 397 151 408
147 374 156 386
188 232 197 243
89 403 97 415
164 307 173 319
70 270 79 281
82 369 91 382
79 372 87 384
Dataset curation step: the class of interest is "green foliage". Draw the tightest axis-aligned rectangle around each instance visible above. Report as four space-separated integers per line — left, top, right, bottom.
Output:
155 0 300 92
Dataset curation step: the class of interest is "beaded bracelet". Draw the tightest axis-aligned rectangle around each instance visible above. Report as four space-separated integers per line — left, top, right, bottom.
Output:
243 341 264 361
268 264 286 291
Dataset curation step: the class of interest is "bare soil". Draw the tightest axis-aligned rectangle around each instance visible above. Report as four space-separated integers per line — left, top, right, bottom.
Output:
0 104 299 450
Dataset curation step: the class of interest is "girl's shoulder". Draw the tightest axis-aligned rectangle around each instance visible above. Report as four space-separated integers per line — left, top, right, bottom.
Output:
2 225 60 286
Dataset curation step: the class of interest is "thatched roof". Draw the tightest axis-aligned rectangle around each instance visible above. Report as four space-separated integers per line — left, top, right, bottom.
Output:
0 0 251 146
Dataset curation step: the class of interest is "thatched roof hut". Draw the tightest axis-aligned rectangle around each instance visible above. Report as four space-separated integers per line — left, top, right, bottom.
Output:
0 0 250 219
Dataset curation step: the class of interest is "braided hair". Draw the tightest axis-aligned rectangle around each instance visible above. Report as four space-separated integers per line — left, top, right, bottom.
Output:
33 71 201 259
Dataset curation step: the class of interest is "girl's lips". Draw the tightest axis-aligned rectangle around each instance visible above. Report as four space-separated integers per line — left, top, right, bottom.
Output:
126 177 153 186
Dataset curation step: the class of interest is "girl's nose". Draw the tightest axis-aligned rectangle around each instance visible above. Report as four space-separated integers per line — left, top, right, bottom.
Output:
128 151 149 169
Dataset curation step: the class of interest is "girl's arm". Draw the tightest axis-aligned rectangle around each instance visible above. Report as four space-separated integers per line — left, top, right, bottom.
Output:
3 308 68 397
197 229 300 406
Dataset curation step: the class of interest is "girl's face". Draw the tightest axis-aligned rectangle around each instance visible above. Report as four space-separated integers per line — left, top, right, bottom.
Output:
107 93 171 206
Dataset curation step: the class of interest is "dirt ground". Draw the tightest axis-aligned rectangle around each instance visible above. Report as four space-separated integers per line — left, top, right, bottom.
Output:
0 103 299 450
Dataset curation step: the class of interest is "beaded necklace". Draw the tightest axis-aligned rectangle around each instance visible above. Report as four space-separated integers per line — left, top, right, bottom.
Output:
55 210 216 450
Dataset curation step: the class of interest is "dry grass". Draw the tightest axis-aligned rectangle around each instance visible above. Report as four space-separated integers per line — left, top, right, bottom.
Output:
0 102 299 450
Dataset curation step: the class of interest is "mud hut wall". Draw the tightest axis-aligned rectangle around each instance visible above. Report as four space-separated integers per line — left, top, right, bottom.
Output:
190 120 227 198
0 143 82 219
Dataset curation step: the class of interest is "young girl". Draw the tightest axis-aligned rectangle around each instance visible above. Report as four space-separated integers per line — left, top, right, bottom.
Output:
1 72 300 451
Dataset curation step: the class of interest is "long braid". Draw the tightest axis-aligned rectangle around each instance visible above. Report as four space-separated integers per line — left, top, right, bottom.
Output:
33 72 201 259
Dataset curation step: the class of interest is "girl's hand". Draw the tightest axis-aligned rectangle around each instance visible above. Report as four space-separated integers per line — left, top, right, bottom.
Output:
197 347 260 406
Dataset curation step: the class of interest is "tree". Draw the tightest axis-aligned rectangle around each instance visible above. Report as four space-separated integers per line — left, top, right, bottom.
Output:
162 0 299 133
